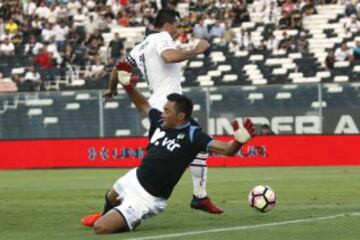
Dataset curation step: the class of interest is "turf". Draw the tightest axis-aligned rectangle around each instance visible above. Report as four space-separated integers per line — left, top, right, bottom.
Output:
0 167 359 240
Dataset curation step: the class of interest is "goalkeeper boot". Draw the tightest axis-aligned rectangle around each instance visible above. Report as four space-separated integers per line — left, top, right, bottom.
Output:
190 195 224 214
81 212 101 227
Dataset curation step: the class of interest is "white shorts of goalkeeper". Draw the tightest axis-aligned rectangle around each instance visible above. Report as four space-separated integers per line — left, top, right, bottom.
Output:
112 168 167 231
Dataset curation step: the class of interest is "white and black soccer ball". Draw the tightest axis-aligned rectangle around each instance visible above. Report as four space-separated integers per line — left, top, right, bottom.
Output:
248 185 276 213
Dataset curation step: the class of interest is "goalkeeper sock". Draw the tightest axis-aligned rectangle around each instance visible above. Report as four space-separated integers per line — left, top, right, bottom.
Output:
189 152 209 199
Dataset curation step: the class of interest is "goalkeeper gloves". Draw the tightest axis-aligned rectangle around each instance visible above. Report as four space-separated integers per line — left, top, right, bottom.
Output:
116 60 138 86
232 118 256 145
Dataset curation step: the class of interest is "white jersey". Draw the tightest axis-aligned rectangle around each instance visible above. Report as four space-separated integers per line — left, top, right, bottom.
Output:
129 32 182 111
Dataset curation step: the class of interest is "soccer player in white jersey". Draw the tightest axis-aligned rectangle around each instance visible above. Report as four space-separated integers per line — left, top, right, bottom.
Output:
103 9 223 214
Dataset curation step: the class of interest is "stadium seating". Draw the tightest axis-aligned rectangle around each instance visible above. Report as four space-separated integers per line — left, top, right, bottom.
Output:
0 1 360 138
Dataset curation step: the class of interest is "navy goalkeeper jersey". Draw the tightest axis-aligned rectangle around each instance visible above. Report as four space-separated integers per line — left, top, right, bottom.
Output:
136 109 213 199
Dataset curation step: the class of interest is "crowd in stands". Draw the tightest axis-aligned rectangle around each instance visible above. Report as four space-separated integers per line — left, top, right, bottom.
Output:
0 0 360 92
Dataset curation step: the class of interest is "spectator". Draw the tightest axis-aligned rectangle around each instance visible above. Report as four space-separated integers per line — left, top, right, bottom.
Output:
85 56 107 80
11 31 23 53
85 15 99 38
325 49 335 69
236 28 255 51
71 40 88 67
281 0 294 15
41 22 55 43
278 10 292 30
345 0 357 16
231 0 250 27
73 8 87 28
53 21 69 50
262 1 279 40
266 34 279 51
55 3 68 21
345 14 360 34
35 1 51 20
5 18 18 35
22 65 42 91
0 38 15 56
108 33 124 64
334 43 353 62
260 124 275 135
47 37 62 66
60 43 73 74
193 19 209 39
34 46 54 69
278 31 292 50
66 26 80 47
291 3 303 30
302 0 317 16
353 41 360 60
209 19 225 39
25 35 44 57
30 15 43 37
86 29 104 48
117 10 130 27
296 32 309 53
177 27 189 44
223 21 235 44
23 0 37 16
67 0 82 17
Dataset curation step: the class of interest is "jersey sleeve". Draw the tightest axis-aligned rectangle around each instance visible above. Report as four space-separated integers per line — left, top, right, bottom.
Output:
124 53 137 68
148 108 162 138
192 129 213 152
156 33 176 55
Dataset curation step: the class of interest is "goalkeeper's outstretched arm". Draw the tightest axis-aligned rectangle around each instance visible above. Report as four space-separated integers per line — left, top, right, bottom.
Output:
208 119 256 156
103 59 149 116
122 84 150 117
104 56 137 99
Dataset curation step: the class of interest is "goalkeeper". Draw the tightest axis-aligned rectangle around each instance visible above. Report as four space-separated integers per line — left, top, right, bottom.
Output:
81 78 256 234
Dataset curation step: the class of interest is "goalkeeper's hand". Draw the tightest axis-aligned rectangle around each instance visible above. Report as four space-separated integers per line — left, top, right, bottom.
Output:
103 89 118 100
232 118 256 144
116 60 133 86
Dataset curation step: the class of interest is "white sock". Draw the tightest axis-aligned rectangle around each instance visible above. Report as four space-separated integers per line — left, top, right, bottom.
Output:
189 152 208 199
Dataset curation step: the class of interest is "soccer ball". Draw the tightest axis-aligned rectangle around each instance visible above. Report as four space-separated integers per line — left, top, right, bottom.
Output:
248 185 276 213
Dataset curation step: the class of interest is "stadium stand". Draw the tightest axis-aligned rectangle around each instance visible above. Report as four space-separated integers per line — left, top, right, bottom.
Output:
0 0 359 91
0 0 359 138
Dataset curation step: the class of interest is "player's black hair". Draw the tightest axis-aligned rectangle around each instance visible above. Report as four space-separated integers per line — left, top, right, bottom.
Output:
154 9 180 28
167 93 193 120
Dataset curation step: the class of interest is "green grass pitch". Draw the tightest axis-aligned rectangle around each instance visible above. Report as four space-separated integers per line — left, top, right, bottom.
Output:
1 167 360 240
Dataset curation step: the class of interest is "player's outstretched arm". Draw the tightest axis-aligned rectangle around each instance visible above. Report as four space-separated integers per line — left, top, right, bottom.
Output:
208 119 256 156
123 83 150 116
103 57 135 99
103 60 149 116
161 39 210 63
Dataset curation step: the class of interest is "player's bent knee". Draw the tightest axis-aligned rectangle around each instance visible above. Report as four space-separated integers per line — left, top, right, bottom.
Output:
93 221 111 234
93 209 128 234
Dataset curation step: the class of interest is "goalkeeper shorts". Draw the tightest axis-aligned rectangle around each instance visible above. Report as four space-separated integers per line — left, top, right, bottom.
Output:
112 168 167 230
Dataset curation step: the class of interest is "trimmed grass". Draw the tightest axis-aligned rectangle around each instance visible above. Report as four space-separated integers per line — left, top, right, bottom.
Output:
0 167 359 240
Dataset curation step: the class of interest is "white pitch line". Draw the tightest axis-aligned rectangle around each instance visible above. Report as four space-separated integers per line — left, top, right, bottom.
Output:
126 212 360 240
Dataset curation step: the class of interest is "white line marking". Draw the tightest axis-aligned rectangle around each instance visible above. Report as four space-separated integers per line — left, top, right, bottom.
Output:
126 212 360 240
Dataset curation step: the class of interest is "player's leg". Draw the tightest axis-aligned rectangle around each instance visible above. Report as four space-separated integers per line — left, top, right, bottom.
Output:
81 188 122 227
189 153 224 214
93 208 128 234
188 117 223 214
189 152 208 198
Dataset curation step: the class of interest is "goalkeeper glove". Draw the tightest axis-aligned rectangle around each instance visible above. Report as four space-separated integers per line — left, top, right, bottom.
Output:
232 118 256 145
116 60 133 86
